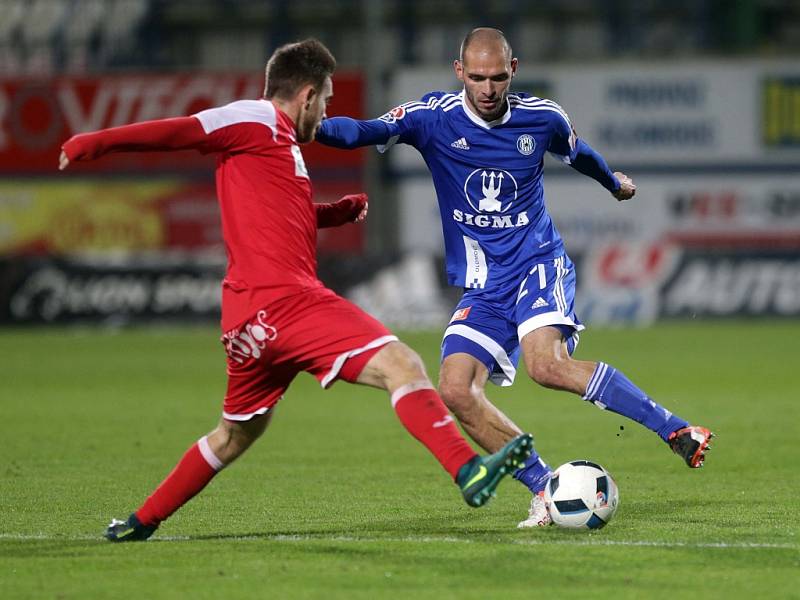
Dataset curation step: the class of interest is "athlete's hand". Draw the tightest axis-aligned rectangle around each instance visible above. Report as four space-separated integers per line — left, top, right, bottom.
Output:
612 171 636 201
315 193 368 228
354 199 368 223
58 150 70 171
338 193 369 223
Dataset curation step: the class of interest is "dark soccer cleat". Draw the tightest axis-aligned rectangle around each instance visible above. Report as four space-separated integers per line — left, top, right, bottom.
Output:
105 513 157 542
457 433 534 508
668 426 714 468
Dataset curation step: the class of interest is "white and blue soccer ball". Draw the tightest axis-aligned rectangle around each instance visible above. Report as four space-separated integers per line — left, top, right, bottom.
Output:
544 460 619 529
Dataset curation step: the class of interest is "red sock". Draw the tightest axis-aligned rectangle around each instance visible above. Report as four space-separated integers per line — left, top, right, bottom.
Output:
392 384 477 480
135 436 224 527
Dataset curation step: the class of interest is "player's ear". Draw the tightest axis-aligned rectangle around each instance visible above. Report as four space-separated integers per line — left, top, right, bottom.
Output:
510 57 518 77
301 85 317 110
454 59 464 81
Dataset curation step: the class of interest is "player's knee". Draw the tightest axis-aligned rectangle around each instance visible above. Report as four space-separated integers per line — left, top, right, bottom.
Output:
357 341 432 391
525 356 566 390
210 413 270 463
438 378 476 414
376 341 429 383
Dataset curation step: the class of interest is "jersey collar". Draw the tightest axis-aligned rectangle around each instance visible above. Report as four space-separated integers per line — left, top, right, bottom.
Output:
268 99 297 141
460 90 511 129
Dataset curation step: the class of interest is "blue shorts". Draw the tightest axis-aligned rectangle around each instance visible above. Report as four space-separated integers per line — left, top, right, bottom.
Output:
441 254 585 386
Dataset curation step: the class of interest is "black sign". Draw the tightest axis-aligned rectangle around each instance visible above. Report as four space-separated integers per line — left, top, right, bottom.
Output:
0 256 224 324
660 249 800 317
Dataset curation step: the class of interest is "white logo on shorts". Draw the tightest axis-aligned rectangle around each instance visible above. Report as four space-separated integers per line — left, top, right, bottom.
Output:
223 310 278 364
532 297 548 309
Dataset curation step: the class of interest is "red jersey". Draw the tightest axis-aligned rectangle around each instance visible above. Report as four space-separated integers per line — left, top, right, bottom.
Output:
63 99 327 331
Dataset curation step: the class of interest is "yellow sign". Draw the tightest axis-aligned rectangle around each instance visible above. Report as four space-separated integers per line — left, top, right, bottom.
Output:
0 180 183 254
763 78 800 146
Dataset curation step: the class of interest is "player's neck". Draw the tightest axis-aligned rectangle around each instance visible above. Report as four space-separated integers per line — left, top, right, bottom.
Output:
268 97 301 128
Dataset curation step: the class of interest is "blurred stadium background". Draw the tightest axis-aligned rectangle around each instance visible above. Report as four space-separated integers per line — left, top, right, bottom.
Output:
1 0 799 330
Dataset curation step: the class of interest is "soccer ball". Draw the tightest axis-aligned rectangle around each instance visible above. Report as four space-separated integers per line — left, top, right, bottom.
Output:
544 460 619 529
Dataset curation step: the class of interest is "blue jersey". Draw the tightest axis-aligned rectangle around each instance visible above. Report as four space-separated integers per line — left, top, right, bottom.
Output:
318 91 618 387
376 91 579 291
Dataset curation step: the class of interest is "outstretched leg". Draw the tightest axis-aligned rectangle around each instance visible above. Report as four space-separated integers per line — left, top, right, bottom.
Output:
521 326 713 468
106 412 273 542
356 341 533 507
439 352 553 526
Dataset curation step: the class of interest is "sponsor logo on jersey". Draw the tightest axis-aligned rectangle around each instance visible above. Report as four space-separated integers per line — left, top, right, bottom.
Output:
464 168 518 213
517 134 535 155
450 306 471 322
451 137 470 150
455 168 528 229
378 105 406 124
453 210 530 228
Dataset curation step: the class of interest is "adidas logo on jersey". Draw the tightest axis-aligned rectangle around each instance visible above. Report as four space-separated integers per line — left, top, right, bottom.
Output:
532 297 549 309
451 137 470 150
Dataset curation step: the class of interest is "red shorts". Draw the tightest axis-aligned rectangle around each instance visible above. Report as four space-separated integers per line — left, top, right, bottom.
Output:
220 286 396 421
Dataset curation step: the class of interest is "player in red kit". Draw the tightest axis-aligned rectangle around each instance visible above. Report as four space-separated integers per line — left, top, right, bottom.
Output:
59 39 533 542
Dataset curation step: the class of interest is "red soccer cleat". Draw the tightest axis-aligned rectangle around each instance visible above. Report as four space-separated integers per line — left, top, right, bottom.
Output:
668 426 715 468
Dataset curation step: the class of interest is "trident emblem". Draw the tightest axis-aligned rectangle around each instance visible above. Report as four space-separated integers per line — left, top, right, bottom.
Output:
479 171 504 212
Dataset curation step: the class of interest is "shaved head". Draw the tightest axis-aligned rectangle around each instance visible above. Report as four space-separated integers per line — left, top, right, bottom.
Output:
459 28 512 63
454 28 517 122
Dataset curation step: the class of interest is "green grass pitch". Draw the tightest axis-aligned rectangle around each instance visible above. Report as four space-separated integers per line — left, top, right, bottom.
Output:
1 322 798 599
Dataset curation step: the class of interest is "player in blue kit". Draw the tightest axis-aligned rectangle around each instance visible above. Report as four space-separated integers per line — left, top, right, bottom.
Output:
317 28 713 527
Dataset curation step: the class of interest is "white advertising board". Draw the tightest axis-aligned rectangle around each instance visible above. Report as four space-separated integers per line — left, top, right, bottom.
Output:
382 60 800 321
383 60 800 169
397 172 800 253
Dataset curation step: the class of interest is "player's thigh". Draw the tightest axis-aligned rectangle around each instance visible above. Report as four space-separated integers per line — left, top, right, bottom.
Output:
276 288 399 389
442 295 519 387
219 409 273 440
222 324 296 422
520 324 594 393
221 289 396 418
